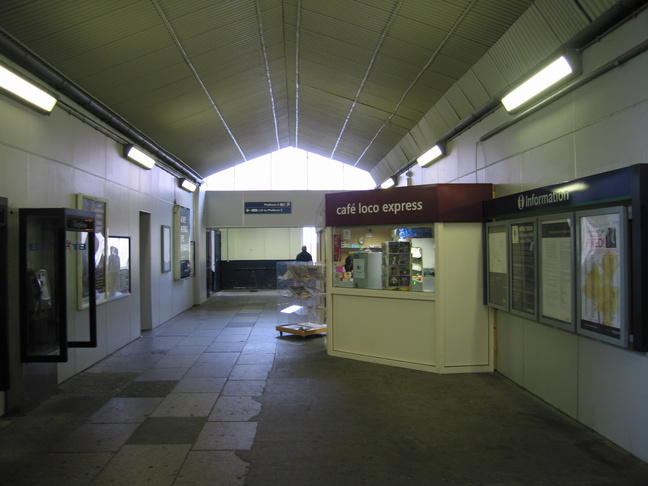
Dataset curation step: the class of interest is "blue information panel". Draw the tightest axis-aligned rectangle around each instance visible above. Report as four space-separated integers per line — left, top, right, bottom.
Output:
244 202 292 214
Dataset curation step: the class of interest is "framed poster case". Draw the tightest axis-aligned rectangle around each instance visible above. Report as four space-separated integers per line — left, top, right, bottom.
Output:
76 194 107 309
538 214 575 331
173 205 191 279
486 222 509 310
509 219 537 319
576 207 628 347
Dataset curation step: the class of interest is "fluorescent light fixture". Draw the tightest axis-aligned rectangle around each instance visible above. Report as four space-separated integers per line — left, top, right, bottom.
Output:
124 145 156 169
0 64 57 113
501 55 577 112
417 144 445 167
180 179 197 192
380 177 396 189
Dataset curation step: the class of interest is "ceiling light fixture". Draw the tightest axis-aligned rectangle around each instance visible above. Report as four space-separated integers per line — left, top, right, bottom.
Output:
380 177 396 189
501 53 580 112
124 145 156 169
417 143 446 167
179 179 197 193
0 64 57 113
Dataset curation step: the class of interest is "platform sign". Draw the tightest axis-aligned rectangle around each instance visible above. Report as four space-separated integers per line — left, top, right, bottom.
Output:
245 201 292 214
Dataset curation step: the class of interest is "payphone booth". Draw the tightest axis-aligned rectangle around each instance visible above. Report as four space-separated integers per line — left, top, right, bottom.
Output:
19 208 97 363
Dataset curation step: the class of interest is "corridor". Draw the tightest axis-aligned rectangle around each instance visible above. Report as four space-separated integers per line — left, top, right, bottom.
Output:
0 290 647 485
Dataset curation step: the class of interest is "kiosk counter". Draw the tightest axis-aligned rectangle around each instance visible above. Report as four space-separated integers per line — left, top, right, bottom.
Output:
322 184 493 374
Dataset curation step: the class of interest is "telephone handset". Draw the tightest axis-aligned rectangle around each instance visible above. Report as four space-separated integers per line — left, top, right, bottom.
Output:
27 269 52 311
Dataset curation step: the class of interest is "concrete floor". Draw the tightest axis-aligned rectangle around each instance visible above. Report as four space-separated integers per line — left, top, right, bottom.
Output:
1 290 647 485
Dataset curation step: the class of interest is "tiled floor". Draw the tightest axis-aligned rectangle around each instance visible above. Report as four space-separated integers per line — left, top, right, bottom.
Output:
0 290 279 485
1 290 648 485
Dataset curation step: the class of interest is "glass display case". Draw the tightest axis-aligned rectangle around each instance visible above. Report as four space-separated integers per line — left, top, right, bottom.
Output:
331 225 435 292
276 261 327 337
19 208 97 362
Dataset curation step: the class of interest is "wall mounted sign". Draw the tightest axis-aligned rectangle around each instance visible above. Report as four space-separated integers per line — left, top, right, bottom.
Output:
325 184 492 226
484 166 634 219
244 201 292 214
173 205 191 279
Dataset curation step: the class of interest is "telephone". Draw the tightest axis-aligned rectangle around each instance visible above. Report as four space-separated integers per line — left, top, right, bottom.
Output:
27 269 52 311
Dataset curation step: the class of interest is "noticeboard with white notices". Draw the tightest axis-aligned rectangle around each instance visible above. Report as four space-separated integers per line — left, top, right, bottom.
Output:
509 219 537 319
486 223 509 310
539 215 575 331
576 207 628 347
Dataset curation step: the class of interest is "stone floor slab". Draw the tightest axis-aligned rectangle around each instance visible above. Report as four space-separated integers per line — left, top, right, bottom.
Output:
194 422 258 451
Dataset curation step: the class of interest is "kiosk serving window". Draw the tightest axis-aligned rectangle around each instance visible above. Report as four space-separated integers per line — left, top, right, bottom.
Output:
332 224 434 292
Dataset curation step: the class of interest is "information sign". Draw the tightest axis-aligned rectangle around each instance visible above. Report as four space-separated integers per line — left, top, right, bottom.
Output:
245 202 292 214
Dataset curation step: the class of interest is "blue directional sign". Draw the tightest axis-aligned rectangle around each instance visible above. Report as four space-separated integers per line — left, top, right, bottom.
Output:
244 201 292 214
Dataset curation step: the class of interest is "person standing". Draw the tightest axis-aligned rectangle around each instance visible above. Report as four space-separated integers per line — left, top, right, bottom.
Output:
295 245 313 262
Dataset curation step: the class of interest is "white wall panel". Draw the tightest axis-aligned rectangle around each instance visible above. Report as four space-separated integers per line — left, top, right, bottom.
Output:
520 134 576 190
332 294 436 366
73 121 107 177
522 322 578 418
575 103 648 177
438 223 489 367
578 338 648 462
574 54 648 128
0 144 29 206
494 312 525 384
28 155 75 207
106 143 132 189
28 105 74 166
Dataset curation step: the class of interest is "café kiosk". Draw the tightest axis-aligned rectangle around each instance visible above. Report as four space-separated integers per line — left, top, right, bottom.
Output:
322 183 493 374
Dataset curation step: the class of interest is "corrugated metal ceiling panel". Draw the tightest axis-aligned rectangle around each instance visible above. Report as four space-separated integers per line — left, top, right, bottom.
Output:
2 0 605 179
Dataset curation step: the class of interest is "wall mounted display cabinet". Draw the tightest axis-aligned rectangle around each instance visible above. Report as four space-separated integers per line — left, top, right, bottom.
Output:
484 164 648 351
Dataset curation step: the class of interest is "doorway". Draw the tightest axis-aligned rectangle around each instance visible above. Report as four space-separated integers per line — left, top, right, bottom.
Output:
206 230 221 296
139 212 152 331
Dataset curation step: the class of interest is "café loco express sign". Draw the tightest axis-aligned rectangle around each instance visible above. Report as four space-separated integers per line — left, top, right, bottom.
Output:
324 184 493 226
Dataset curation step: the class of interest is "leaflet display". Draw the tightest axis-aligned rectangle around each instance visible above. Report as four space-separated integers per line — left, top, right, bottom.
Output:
539 215 574 330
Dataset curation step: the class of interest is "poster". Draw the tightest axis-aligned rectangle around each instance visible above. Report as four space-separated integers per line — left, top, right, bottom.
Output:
173 205 191 279
579 211 623 338
510 221 535 316
540 218 573 326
